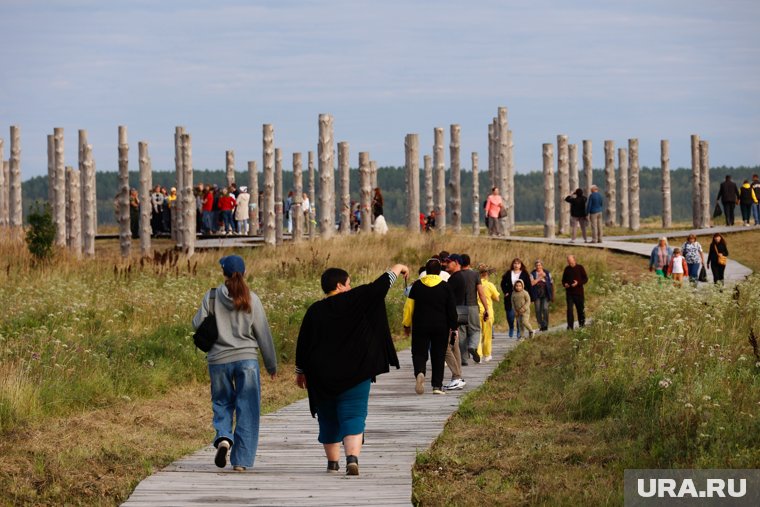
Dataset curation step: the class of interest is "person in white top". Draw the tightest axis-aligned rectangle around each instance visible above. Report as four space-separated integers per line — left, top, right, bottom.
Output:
235 186 251 235
667 247 688 288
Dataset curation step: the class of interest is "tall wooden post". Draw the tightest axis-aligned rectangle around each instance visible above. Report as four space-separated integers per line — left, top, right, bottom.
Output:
338 141 350 234
292 153 303 242
472 152 479 236
543 143 555 238
226 150 235 188
690 134 701 228
448 124 461 232
1 160 7 227
66 167 82 257
359 152 372 233
138 142 152 256
53 128 66 245
248 161 259 237
488 121 496 189
583 140 592 196
569 144 579 193
699 140 710 228
618 147 629 228
8 126 21 229
433 127 446 232
507 129 515 231
118 126 131 257
557 135 570 235
308 151 316 240
661 140 672 228
174 127 185 247
82 143 96 256
78 130 86 238
180 133 195 257
47 135 54 207
405 134 420 232
497 107 509 236
262 125 275 246
604 140 616 227
370 160 378 192
318 114 335 239
275 147 283 245
628 138 640 231
0 138 5 227
424 155 433 215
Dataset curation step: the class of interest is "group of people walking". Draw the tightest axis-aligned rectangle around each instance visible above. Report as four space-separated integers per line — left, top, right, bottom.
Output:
716 174 760 226
648 232 730 285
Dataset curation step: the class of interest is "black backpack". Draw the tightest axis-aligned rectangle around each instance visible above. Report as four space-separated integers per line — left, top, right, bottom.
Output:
193 289 218 352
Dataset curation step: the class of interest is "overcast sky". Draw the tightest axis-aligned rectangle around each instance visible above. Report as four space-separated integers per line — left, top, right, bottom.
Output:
2 0 759 180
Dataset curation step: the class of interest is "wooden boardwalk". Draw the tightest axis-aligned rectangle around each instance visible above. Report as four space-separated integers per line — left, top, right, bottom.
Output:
123 335 517 506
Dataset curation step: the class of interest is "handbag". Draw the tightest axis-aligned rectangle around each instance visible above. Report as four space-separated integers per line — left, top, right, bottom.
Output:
193 288 218 352
713 202 723 218
698 266 707 282
498 204 508 218
713 245 727 266
456 305 470 325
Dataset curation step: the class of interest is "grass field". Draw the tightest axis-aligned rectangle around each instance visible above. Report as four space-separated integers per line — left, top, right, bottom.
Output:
0 229 642 505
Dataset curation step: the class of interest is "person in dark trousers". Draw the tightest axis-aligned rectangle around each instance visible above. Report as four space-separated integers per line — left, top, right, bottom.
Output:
447 254 489 366
402 258 458 395
565 188 589 242
706 233 729 285
295 264 407 476
751 174 760 225
738 179 758 226
561 255 588 330
717 175 739 226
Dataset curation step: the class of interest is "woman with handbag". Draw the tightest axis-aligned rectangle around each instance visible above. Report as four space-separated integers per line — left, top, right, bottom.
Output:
192 255 277 471
706 233 729 285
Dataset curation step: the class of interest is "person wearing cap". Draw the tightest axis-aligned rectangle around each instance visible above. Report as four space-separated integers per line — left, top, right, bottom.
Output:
192 255 277 472
295 264 408 476
475 264 499 362
235 186 251 235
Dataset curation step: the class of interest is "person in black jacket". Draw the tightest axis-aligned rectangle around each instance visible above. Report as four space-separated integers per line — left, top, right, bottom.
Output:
500 258 533 338
706 233 729 285
561 255 588 330
402 258 458 395
717 175 739 226
295 264 408 476
565 188 589 243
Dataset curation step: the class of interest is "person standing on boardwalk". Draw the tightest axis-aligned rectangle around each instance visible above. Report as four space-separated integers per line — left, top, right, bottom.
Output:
667 247 688 288
562 255 588 330
448 254 489 365
706 233 729 285
511 280 534 339
565 188 589 243
586 185 604 243
751 174 760 225
500 258 533 339
402 258 458 395
295 264 408 476
192 255 277 472
441 256 465 390
476 264 500 362
484 187 503 236
717 175 739 226
648 237 673 278
738 179 758 226
681 234 705 284
530 260 554 331
235 186 250 235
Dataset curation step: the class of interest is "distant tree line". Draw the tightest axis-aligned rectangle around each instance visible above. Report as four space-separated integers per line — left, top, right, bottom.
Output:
20 165 759 226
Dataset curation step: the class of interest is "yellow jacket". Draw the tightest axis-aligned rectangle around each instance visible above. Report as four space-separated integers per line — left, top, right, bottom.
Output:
478 279 499 320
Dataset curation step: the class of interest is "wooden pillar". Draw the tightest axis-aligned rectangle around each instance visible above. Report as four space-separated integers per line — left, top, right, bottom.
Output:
47 135 54 207
0 138 5 227
82 142 96 256
618 147 629 228
308 151 316 240
557 134 569 235
1 160 7 227
174 127 185 247
472 152 479 236
226 150 235 188
275 147 283 245
78 130 86 239
507 129 515 231
138 142 152 256
690 134 701 228
359 152 372 233
53 127 66 245
118 126 130 257
248 161 259 236
262 125 275 246
448 124 461 232
423 154 433 215
604 140 616 227
8 126 21 229
661 140 672 228
543 143 555 239
497 107 509 236
180 133 195 257
433 127 446 232
405 134 420 233
488 121 496 189
583 140 592 196
292 153 303 242
338 141 350 234
699 140 710 228
66 166 82 257
628 138 640 231
569 144 579 193
370 160 378 192
318 114 335 239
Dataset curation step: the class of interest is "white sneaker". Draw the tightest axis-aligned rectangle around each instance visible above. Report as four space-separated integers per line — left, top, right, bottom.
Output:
484 355 492 362
445 378 466 390
415 372 424 395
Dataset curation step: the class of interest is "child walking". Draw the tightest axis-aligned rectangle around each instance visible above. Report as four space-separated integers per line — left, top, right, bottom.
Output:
511 280 534 339
667 247 688 288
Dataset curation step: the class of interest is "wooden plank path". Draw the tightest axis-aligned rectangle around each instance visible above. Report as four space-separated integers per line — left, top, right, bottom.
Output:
123 334 518 506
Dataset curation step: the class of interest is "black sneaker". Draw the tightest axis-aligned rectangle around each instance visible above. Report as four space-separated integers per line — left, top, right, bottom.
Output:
327 460 340 473
214 440 230 468
346 455 359 476
468 348 481 364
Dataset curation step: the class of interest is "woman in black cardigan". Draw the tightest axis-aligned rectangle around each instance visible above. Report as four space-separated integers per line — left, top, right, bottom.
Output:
706 233 729 285
500 258 533 338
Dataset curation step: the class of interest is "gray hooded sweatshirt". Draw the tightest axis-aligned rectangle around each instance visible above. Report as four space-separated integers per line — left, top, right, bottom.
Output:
192 284 277 373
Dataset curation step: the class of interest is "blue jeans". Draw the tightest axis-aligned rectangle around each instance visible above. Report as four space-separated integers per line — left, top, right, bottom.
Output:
687 262 701 282
221 210 234 232
752 203 760 225
534 298 549 330
237 219 249 234
505 306 520 337
209 359 261 468
202 211 214 234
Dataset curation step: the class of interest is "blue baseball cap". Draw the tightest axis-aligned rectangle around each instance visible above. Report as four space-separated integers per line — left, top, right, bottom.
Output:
445 254 464 265
219 255 246 277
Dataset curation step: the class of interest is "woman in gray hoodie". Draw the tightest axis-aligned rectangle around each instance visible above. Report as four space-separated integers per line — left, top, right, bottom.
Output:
193 255 277 471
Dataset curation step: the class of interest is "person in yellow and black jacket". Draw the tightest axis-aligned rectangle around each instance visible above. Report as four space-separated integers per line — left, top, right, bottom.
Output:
739 179 758 226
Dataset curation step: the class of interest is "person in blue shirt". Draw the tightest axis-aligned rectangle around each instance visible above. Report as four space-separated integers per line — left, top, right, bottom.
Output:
586 185 604 243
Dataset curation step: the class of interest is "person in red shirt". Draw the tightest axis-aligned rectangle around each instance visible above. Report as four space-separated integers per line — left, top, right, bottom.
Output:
201 186 215 235
218 188 237 235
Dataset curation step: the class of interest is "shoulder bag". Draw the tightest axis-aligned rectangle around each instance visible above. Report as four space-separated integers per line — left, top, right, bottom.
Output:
193 288 218 352
713 244 727 266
